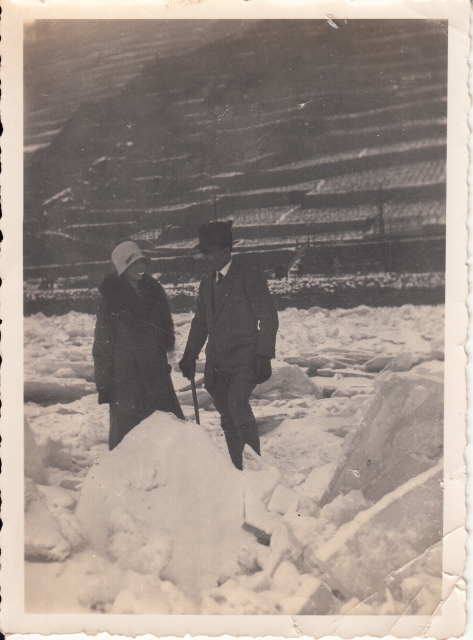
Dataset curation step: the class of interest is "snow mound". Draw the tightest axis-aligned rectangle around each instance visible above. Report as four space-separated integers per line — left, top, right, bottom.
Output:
275 305 444 360
25 379 96 406
23 305 445 615
254 362 322 399
308 460 443 601
33 359 95 380
75 411 254 603
24 311 96 405
25 478 71 562
24 417 48 485
27 395 109 469
107 507 173 575
320 370 443 505
111 574 195 614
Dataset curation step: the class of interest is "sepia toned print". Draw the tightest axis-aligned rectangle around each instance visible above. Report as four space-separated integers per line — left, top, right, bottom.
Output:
1 1 469 638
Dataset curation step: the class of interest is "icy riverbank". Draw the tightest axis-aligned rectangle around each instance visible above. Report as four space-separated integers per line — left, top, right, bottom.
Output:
24 304 444 614
24 271 445 316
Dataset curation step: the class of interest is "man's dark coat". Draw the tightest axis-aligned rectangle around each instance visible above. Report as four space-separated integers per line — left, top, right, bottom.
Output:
186 255 279 389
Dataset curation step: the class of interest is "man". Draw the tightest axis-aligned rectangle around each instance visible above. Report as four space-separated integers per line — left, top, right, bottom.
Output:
179 220 279 470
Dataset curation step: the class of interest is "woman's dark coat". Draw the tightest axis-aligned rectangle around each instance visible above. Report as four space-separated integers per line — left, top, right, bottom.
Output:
93 272 184 450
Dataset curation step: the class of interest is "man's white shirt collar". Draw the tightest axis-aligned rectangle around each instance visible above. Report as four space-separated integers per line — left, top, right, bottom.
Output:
216 259 232 282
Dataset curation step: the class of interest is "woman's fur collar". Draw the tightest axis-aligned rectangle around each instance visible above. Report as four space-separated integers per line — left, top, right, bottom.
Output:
99 272 175 351
100 273 162 315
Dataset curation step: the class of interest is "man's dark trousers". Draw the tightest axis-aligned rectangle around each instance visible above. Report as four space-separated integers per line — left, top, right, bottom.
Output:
209 367 260 470
183 255 279 469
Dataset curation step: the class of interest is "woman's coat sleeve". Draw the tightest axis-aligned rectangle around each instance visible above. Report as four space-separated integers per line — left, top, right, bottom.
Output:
155 281 176 352
185 281 209 356
92 297 113 391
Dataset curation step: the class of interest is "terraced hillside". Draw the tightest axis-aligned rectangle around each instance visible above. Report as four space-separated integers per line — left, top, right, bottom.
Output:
25 19 447 282
24 20 250 153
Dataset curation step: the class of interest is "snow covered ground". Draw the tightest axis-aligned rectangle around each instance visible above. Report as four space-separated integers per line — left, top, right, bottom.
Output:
24 303 444 615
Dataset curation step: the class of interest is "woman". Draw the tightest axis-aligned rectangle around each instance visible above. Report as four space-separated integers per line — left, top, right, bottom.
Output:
93 241 184 450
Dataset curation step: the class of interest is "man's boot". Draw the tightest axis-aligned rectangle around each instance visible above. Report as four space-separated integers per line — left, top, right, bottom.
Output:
239 420 261 457
224 433 245 470
221 414 245 470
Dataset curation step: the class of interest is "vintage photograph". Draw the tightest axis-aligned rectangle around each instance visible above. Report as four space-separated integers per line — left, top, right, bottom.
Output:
2 3 467 636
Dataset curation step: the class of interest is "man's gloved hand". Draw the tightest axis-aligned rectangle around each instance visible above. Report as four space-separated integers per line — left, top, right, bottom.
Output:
98 387 112 405
179 350 198 380
254 354 272 384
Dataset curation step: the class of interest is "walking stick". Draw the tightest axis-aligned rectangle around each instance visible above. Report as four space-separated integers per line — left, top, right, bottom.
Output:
190 373 201 425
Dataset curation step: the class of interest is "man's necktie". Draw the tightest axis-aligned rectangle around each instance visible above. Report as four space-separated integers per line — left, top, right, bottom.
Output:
216 272 224 285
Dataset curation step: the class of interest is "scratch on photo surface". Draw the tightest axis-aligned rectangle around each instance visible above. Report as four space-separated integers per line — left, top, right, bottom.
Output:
418 578 466 637
326 15 339 29
166 0 207 7
387 576 463 636
384 539 443 580
292 619 304 636
329 538 447 630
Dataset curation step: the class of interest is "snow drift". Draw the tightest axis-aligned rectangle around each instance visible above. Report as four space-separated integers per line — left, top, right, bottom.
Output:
320 369 444 505
75 412 254 603
24 304 445 615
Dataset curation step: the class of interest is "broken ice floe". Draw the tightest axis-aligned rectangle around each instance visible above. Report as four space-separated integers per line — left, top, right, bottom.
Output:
24 305 444 615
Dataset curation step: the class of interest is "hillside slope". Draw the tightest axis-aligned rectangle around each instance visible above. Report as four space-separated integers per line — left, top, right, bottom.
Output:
24 19 447 271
